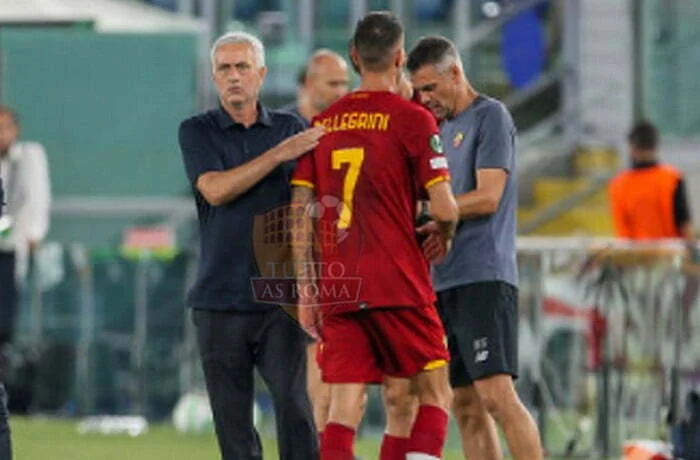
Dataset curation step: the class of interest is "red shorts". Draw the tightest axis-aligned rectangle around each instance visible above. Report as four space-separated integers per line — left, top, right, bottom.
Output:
318 306 449 384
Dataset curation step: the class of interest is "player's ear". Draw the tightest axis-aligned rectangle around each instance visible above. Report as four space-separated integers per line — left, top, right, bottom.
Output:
350 45 361 73
397 48 407 68
450 63 460 83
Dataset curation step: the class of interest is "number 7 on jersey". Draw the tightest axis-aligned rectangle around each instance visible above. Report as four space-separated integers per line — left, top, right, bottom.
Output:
332 148 364 229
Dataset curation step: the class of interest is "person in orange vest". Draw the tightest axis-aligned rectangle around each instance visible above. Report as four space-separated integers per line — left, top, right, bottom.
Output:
609 121 694 240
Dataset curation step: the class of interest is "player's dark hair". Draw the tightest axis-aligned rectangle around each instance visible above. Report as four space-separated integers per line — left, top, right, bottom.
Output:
628 121 658 151
407 35 459 74
351 11 403 72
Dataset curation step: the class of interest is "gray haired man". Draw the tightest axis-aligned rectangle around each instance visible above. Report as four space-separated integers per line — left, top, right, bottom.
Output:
178 31 323 459
408 36 544 460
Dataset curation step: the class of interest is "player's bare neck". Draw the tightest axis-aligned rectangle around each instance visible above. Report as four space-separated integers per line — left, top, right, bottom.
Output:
357 73 397 94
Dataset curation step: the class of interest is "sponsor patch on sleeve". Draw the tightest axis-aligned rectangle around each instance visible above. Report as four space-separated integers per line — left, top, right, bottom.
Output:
430 157 448 170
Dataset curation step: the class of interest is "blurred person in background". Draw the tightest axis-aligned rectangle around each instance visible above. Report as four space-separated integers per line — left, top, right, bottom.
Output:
178 31 323 460
281 66 308 123
283 49 350 125
0 105 50 460
0 106 51 355
609 121 694 241
0 174 11 460
408 36 544 460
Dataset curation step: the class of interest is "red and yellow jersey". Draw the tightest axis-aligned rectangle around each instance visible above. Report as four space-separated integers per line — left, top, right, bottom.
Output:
292 91 450 313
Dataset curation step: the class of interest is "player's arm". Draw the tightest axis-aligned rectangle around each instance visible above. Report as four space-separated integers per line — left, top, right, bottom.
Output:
290 147 318 281
673 177 694 240
22 144 51 250
402 106 458 257
416 186 458 264
0 176 4 218
290 185 317 280
426 181 459 248
290 145 322 337
290 185 322 338
455 105 514 220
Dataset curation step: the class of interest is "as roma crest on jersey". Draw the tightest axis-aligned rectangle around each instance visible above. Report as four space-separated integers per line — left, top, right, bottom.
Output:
453 131 464 148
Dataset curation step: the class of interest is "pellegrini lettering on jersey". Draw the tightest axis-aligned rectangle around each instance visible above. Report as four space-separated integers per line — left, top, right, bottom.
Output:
315 112 390 132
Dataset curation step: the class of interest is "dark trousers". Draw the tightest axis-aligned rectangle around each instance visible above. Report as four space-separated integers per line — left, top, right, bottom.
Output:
0 252 16 347
0 383 10 460
193 307 318 460
0 253 14 460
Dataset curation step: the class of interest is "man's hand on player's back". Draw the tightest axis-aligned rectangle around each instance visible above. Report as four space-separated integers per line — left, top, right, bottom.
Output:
274 125 326 162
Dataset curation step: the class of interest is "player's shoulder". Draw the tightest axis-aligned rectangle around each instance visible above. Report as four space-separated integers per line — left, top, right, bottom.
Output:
609 170 629 188
380 91 422 110
610 168 638 190
384 93 434 121
12 141 47 165
657 163 682 179
327 92 363 112
473 95 515 127
15 141 46 154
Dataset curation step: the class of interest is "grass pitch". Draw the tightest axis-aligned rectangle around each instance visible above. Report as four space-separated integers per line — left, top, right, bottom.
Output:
11 416 469 459
10 414 616 459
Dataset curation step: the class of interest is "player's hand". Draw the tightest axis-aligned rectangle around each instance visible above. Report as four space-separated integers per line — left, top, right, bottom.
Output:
417 221 451 264
274 126 326 162
298 284 322 340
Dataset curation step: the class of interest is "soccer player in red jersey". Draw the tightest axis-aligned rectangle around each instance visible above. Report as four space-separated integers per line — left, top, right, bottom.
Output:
307 43 437 460
290 11 458 460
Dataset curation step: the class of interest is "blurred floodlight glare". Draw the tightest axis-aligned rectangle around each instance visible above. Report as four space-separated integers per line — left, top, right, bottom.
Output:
482 1 501 18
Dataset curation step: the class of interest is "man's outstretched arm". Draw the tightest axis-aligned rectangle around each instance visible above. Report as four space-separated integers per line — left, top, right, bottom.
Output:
195 127 324 206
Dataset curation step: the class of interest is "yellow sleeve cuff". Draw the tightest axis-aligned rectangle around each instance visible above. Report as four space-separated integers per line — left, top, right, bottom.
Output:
424 175 449 189
291 179 315 189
